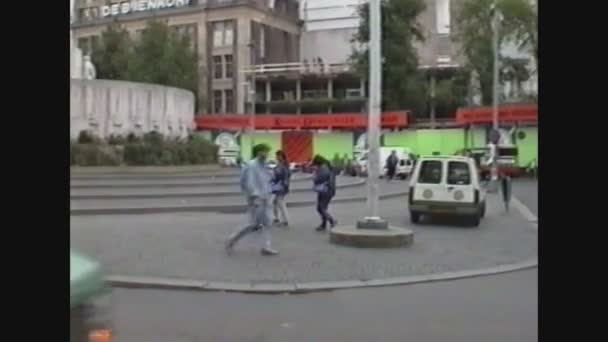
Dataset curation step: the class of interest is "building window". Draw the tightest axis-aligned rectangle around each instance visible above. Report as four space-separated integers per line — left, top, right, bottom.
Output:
212 21 234 47
77 38 89 54
213 22 224 47
213 90 223 113
78 36 100 55
224 21 233 46
91 36 100 53
436 0 451 34
259 26 266 59
224 55 233 78
225 90 234 113
213 56 223 79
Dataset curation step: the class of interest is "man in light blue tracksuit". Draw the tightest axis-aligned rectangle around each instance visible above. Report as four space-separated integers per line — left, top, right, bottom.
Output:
225 144 278 256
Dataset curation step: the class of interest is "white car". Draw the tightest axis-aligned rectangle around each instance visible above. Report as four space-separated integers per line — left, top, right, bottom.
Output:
408 156 486 226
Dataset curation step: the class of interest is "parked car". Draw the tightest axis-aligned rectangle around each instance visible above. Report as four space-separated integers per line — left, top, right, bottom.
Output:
408 155 486 226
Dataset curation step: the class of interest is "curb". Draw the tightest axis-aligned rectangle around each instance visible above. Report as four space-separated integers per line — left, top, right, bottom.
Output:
70 179 366 200
70 172 242 181
106 258 538 294
70 174 314 189
70 191 407 216
70 165 223 174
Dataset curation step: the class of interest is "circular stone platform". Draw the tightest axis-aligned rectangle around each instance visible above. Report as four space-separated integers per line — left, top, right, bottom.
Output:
330 225 414 248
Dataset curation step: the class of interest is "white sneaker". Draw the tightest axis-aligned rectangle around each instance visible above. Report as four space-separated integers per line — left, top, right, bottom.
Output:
261 247 279 256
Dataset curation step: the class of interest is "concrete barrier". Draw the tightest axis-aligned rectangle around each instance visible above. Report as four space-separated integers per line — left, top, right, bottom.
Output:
70 79 194 140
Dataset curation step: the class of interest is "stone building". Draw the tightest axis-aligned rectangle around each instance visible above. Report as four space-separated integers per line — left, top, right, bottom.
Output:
71 0 302 115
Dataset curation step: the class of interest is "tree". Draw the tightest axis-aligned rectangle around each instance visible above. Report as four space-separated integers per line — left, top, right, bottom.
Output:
91 23 133 80
454 0 537 105
128 21 199 104
434 69 470 118
350 0 428 115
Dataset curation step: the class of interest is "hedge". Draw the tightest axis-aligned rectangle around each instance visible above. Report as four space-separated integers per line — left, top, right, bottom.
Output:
70 132 218 166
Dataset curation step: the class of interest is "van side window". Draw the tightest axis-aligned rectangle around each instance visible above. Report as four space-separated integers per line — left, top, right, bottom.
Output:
418 161 442 184
448 161 471 185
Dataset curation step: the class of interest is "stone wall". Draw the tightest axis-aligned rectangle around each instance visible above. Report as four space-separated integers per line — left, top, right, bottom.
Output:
70 79 195 140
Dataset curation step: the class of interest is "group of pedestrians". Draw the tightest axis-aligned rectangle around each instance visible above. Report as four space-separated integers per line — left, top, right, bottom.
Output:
225 144 338 256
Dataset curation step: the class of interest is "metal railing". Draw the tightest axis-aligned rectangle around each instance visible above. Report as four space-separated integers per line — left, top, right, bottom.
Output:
241 62 353 75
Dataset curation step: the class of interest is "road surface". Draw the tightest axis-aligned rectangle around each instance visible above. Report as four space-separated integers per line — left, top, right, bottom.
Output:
111 269 537 342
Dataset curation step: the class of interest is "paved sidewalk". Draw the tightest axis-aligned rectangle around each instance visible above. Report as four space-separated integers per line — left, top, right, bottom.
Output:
71 194 537 284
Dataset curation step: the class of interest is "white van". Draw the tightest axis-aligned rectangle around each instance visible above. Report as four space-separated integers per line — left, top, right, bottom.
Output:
408 156 486 226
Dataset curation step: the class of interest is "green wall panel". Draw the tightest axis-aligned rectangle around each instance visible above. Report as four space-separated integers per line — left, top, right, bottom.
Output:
241 132 281 160
313 132 354 159
384 131 418 152
516 127 538 167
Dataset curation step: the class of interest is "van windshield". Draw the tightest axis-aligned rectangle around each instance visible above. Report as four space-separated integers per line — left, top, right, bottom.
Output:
418 161 442 184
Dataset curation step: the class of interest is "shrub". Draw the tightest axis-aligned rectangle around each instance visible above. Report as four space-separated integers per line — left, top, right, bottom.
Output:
71 143 121 166
108 134 127 145
77 130 96 144
72 132 219 166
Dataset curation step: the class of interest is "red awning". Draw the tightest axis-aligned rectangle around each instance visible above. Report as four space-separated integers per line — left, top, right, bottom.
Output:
455 104 538 124
195 112 409 131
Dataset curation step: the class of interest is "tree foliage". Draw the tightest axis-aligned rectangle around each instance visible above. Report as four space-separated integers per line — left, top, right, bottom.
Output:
91 23 132 80
350 0 428 115
454 0 537 105
91 21 200 108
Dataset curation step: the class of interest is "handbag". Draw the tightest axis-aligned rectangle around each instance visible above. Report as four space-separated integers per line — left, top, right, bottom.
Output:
271 182 284 194
313 182 329 193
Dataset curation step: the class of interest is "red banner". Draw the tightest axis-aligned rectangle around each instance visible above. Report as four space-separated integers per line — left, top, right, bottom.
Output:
456 104 538 124
195 112 409 131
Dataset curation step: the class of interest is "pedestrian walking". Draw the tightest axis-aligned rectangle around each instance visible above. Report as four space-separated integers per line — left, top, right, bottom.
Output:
225 143 278 256
272 150 291 227
500 173 512 213
312 155 337 232
385 150 399 181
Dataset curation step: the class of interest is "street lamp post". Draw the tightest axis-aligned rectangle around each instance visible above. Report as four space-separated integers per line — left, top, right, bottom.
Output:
248 42 256 132
491 6 501 130
365 0 382 220
489 4 502 193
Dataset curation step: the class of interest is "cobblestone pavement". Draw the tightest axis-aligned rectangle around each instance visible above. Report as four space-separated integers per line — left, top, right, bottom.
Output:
70 191 537 284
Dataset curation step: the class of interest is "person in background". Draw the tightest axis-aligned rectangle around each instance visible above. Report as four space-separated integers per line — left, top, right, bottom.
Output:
271 150 291 227
312 155 337 232
501 172 512 213
385 150 399 181
226 143 278 256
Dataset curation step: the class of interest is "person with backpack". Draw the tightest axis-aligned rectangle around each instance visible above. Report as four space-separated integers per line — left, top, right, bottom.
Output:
225 143 278 256
271 150 291 227
312 155 337 232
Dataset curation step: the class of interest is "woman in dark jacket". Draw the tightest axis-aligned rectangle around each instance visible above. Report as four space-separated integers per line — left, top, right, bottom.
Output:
272 150 291 227
312 155 337 231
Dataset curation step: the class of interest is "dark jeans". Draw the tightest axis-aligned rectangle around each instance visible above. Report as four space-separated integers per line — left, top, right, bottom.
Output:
316 193 335 228
386 166 396 180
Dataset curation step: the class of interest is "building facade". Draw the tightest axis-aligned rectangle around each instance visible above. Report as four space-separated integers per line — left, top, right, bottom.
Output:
71 0 301 115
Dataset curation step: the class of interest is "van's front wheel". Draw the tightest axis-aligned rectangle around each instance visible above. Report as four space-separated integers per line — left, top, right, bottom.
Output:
468 214 481 227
